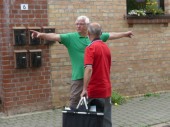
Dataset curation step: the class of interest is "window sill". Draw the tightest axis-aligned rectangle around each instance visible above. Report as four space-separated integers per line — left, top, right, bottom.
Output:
126 14 170 27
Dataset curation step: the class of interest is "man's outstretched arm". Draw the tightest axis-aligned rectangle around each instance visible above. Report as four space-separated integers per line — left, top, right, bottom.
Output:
108 31 133 40
30 30 61 42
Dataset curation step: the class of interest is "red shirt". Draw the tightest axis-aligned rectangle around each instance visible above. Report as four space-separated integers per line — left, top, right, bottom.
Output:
84 40 111 98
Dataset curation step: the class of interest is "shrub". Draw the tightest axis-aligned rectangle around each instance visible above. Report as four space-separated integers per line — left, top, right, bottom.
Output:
111 91 127 105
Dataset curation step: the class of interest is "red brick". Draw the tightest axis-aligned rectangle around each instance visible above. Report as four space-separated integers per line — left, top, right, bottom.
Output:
43 88 51 93
2 79 12 84
4 101 17 107
2 83 15 89
24 99 37 104
4 92 16 98
17 101 24 105
17 91 29 96
30 90 42 95
19 96 27 101
26 86 33 91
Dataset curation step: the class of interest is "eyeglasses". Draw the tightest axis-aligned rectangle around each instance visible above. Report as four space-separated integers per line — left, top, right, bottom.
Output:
75 23 86 26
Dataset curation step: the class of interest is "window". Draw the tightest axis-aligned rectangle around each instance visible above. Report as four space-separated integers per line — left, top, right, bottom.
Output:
126 0 164 15
126 0 170 27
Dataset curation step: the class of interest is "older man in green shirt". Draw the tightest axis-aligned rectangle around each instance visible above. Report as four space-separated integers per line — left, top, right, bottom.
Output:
31 15 133 108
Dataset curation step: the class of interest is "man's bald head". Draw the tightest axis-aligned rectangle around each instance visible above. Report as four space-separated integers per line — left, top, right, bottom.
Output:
87 22 102 38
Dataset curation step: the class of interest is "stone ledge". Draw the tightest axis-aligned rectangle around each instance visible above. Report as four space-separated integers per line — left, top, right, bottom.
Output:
126 14 170 27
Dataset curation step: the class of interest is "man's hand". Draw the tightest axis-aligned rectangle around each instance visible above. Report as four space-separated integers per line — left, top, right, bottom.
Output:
30 30 42 39
125 31 133 38
81 90 87 98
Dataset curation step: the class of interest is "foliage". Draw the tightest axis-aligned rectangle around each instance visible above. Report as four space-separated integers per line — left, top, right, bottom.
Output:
111 91 127 105
127 0 146 13
127 0 164 16
144 93 160 97
145 0 164 15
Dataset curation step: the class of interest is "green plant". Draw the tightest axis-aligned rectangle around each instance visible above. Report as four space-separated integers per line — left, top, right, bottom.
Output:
127 0 164 16
111 91 127 105
145 0 164 15
127 0 146 13
144 92 160 98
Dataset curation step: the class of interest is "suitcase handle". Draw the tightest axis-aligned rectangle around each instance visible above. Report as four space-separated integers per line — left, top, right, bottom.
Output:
76 97 88 110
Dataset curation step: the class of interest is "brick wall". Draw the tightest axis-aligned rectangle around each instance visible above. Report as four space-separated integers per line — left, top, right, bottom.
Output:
0 0 52 115
48 0 170 107
0 0 3 111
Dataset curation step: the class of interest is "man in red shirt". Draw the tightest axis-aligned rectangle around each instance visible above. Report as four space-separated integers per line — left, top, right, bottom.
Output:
81 22 112 127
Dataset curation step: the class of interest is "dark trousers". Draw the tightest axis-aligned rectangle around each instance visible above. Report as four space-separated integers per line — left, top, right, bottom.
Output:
88 97 112 127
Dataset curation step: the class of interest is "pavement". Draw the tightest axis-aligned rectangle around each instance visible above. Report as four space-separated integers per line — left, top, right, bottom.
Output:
0 92 170 127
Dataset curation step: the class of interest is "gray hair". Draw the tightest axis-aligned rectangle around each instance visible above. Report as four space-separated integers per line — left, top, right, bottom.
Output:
76 16 90 24
88 23 102 37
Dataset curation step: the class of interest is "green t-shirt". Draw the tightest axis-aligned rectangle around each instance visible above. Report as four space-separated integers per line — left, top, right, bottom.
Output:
60 32 109 80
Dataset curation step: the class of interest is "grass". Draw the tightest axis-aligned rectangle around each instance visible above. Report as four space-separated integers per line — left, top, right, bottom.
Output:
144 92 160 98
111 91 127 105
111 92 161 105
139 92 160 101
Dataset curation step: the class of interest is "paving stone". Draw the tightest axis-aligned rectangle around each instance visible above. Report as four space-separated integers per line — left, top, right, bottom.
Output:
0 92 170 127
